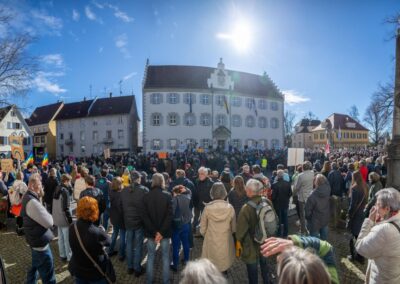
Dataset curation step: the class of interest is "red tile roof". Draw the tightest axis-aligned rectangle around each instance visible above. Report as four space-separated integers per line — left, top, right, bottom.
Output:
312 113 368 131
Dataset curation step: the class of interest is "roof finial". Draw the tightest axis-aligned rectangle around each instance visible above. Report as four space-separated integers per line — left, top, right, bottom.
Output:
218 57 225 70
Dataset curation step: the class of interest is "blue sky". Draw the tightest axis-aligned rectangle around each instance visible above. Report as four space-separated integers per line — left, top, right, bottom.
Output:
2 0 399 123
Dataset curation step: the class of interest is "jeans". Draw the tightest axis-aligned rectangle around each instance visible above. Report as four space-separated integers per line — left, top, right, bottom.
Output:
57 226 72 260
75 277 107 284
277 208 288 237
126 228 144 271
108 226 126 257
101 211 110 230
246 256 269 284
192 207 202 231
147 238 170 284
26 246 56 284
309 226 328 240
298 201 308 235
171 223 190 268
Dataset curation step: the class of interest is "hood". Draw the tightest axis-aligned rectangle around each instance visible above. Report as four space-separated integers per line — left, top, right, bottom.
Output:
315 183 331 198
204 200 232 222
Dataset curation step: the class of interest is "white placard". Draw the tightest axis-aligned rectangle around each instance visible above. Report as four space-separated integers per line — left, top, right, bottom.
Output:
287 148 305 167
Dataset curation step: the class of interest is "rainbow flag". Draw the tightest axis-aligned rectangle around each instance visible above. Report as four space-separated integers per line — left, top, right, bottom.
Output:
25 151 34 165
42 153 49 167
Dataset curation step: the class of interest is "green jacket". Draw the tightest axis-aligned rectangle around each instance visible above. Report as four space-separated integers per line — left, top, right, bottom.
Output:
236 195 262 264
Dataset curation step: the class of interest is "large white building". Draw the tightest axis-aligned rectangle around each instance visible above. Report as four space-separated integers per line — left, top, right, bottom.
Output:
55 95 140 158
0 105 33 157
142 59 285 152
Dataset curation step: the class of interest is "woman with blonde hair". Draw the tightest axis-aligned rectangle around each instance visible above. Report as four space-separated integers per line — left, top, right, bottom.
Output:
121 168 131 187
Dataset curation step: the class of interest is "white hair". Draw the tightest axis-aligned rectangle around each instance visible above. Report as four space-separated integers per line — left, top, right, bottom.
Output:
198 167 208 174
245 178 263 194
376 188 400 212
180 258 227 284
210 182 227 200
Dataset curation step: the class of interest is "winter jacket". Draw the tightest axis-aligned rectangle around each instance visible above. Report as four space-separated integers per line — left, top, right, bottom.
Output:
193 178 214 210
142 187 173 238
52 184 73 227
294 170 314 203
328 170 344 197
109 189 125 229
79 187 106 226
305 182 331 233
365 181 383 215
348 185 367 236
356 214 400 284
68 219 111 281
121 183 148 230
228 189 248 218
172 190 192 225
121 174 131 187
200 199 236 272
95 177 111 211
271 179 292 211
43 176 58 206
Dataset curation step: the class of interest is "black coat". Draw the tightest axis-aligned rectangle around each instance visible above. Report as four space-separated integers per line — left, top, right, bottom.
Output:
305 183 331 232
193 178 214 210
109 189 125 229
121 183 149 230
328 170 344 197
271 179 292 211
68 219 111 281
43 176 58 205
142 187 173 238
348 185 367 236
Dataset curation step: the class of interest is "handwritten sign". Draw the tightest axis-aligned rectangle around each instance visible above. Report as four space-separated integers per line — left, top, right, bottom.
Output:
287 148 305 167
9 135 25 161
104 148 111 159
158 152 167 159
1 159 14 173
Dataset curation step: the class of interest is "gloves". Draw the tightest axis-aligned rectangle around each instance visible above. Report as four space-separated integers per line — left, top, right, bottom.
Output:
235 241 242 258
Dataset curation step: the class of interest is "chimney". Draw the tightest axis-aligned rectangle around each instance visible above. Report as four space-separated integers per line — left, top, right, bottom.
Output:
109 92 112 98
83 96 86 101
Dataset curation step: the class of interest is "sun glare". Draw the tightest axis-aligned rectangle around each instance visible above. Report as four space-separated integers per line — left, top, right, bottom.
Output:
216 18 254 53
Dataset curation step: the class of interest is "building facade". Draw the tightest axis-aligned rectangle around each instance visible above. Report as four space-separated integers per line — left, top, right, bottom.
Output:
142 59 285 152
312 113 369 150
0 105 33 157
292 119 321 149
55 95 140 158
26 102 64 160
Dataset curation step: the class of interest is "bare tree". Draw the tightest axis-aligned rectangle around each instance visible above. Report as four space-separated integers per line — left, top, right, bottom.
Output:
304 111 318 121
384 12 400 40
364 99 390 145
347 105 360 122
284 110 296 147
0 7 36 106
371 82 394 126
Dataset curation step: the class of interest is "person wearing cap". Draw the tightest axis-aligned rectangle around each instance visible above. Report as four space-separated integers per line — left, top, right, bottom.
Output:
121 171 149 276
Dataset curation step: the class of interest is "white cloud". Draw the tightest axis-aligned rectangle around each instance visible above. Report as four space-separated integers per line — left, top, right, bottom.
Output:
122 72 137 81
34 72 66 94
31 10 63 35
92 0 104 9
72 9 80 21
85 6 97 21
282 90 310 105
115 34 131 58
41 54 64 67
114 9 134 23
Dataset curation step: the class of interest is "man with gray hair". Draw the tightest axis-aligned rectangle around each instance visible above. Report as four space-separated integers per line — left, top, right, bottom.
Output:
192 167 214 234
236 179 270 284
294 161 314 235
21 173 56 284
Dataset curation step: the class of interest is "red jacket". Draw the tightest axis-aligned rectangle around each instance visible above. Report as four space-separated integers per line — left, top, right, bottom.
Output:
359 166 368 182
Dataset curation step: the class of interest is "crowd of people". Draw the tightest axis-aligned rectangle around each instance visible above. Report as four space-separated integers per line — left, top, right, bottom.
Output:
0 147 399 284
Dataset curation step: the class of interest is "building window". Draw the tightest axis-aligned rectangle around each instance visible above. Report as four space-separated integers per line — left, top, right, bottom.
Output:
314 134 318 140
60 144 64 153
200 113 211 126
232 115 242 127
151 139 162 150
200 94 210 105
93 120 98 126
271 139 280 148
246 98 253 109
271 102 279 111
150 93 163 104
246 139 255 148
216 95 224 106
92 131 98 140
0 137 6 145
183 93 196 104
118 116 123 124
216 114 227 127
186 138 196 148
184 113 196 126
258 99 267 110
168 113 179 126
118 130 124 139
168 139 179 150
35 137 40 143
23 137 30 146
81 145 86 154
60 133 64 140
41 136 45 143
151 113 162 126
69 132 73 139
232 139 241 149
80 131 85 141
200 139 211 148
270 118 279 129
232 96 242 107
10 110 16 117
258 117 267 128
167 93 180 104
106 130 112 139
246 115 255 128
259 139 268 148
80 119 85 127
320 133 324 139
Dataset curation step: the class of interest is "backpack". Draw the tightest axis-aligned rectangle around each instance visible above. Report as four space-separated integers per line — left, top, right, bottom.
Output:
247 197 279 244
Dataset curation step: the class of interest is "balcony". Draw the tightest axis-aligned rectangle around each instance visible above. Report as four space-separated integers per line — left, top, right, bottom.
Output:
103 137 114 145
65 138 75 146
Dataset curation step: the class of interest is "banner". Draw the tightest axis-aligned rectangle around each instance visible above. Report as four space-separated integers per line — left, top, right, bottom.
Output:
9 135 25 161
287 148 305 167
1 159 14 173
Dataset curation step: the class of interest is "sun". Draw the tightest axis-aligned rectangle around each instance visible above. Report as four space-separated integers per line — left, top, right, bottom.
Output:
216 18 254 53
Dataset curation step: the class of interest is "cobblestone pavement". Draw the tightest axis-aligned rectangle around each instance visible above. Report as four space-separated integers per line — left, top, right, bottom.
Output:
0 213 366 284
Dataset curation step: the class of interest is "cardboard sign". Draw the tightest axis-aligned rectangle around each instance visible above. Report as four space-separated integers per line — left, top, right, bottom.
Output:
9 135 25 161
158 152 167 159
287 148 305 167
104 148 111 159
1 159 14 173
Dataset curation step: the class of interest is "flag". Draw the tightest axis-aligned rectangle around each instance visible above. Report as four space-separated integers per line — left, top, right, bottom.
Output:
251 98 258 116
338 126 342 141
223 95 229 114
325 140 330 156
41 153 49 167
25 151 34 165
189 94 192 113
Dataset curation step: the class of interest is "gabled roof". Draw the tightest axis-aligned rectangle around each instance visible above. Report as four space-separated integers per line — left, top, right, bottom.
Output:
26 102 63 126
143 65 283 99
55 99 94 120
88 95 134 117
0 105 12 122
312 113 368 132
298 119 321 127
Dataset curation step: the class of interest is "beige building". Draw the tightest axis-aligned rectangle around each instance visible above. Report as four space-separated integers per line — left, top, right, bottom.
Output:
312 113 369 150
292 119 321 149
